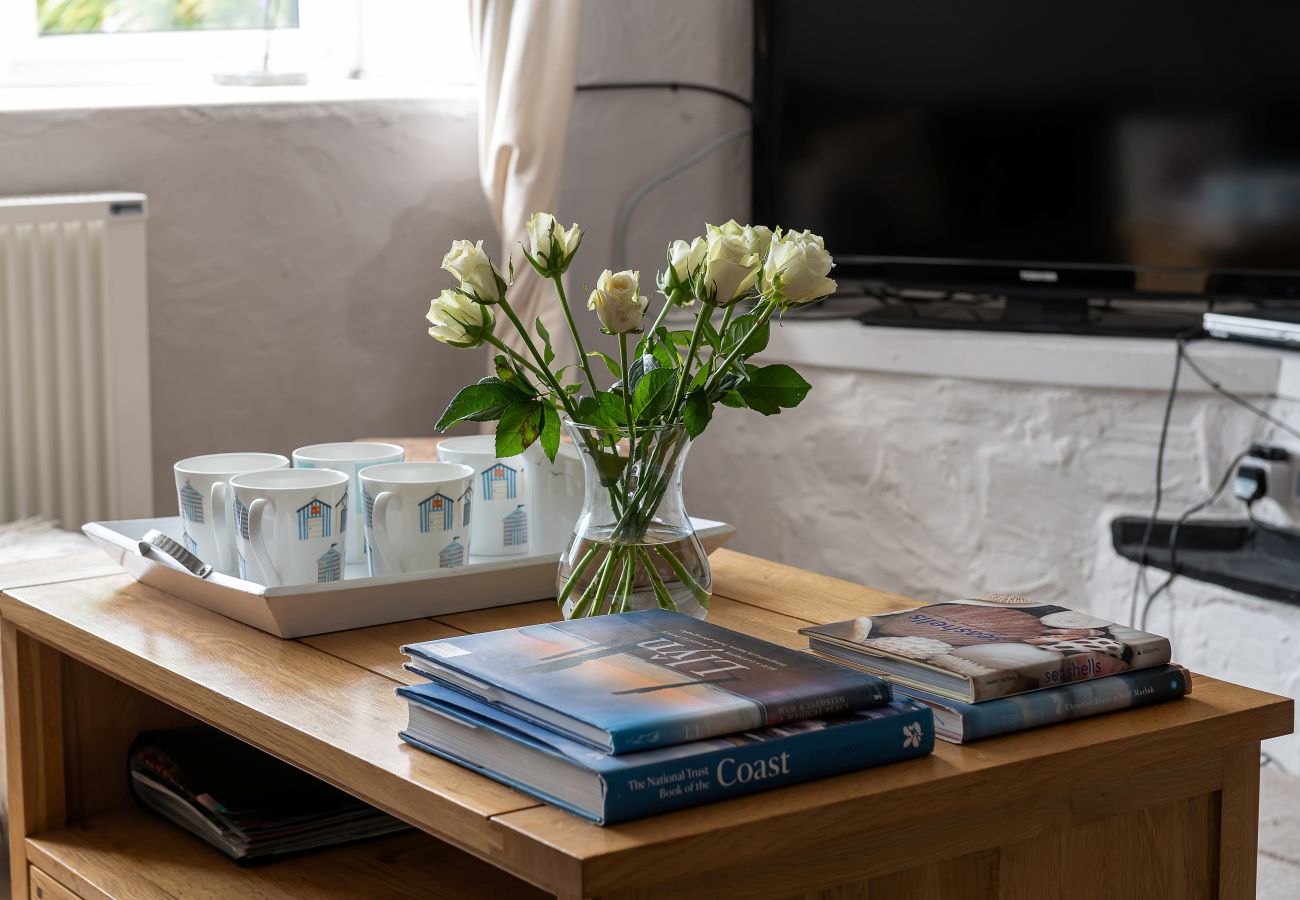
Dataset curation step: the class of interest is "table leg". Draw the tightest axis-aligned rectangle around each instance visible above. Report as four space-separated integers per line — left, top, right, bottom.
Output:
1218 741 1261 900
2 620 67 898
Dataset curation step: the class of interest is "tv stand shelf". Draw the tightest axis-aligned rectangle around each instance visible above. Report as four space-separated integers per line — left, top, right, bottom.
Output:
26 806 540 899
1 550 1291 898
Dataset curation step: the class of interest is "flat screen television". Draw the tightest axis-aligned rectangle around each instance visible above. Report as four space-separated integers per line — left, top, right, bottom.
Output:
754 0 1300 334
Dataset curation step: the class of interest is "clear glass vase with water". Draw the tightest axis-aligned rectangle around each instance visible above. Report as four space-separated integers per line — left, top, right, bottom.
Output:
557 420 711 619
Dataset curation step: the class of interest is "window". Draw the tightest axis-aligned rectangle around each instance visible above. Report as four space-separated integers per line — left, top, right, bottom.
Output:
1 0 471 91
37 0 300 35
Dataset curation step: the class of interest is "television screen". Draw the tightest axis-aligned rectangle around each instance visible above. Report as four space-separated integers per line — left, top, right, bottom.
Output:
755 0 1300 305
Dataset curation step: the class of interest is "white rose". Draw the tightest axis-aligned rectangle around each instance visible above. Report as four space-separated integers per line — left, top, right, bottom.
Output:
587 269 649 333
441 239 503 303
700 233 759 306
742 224 773 260
706 220 772 259
427 288 495 348
668 236 707 282
525 212 581 273
762 230 837 306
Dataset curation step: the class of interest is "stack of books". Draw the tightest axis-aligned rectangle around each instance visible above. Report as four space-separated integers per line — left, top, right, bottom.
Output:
131 726 410 860
800 595 1190 743
397 609 935 825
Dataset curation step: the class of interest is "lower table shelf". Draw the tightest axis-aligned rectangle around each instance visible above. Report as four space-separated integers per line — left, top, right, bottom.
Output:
25 806 545 900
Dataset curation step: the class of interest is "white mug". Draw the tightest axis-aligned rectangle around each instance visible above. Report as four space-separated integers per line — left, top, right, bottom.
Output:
521 441 585 554
437 435 530 557
230 468 350 587
360 462 474 576
173 452 289 577
292 441 404 565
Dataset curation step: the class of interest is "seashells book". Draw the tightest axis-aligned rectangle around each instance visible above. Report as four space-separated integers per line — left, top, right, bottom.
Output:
799 596 1172 703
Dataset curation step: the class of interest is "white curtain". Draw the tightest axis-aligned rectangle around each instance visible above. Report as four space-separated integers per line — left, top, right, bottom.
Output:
471 0 583 364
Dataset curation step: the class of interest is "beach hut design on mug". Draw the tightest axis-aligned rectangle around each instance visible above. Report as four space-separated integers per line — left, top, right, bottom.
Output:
233 496 250 539
317 543 342 582
237 551 247 580
418 491 454 533
503 505 528 548
439 536 465 568
481 462 519 500
297 497 333 540
362 488 376 528
338 491 348 537
182 531 198 554
179 481 204 523
460 485 473 527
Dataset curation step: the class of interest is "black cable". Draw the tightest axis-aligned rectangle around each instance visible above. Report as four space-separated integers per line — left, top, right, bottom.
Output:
1180 344 1300 443
1138 448 1252 630
1128 333 1196 626
575 81 753 111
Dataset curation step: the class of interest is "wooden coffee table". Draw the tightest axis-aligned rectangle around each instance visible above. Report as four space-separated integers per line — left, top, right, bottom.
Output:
0 550 1291 899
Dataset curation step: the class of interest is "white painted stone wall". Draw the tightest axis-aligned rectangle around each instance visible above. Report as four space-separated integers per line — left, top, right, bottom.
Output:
0 0 751 514
684 325 1300 766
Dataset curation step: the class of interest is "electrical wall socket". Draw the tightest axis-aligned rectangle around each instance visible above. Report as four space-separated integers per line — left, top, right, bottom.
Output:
1235 443 1300 522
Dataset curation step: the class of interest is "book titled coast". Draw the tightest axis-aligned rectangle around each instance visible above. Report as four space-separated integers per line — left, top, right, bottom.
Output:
800 596 1171 702
897 664 1191 743
399 681 933 825
402 609 892 754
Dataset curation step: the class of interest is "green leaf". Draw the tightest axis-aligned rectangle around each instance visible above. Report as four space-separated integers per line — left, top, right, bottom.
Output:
737 364 811 415
436 379 525 431
649 329 680 369
536 316 555 367
592 449 628 487
624 354 661 395
683 390 712 438
540 404 561 462
496 401 543 456
719 390 748 409
588 350 622 379
724 313 770 358
575 391 627 429
631 368 675 423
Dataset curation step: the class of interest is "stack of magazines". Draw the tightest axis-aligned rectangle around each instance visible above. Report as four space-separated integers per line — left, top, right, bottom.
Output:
397 609 934 825
799 595 1190 743
130 727 410 861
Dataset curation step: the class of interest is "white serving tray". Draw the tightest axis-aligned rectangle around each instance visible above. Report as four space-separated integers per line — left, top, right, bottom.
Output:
83 517 736 639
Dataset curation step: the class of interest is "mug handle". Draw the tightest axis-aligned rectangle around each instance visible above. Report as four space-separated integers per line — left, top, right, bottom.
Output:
247 498 281 587
210 481 233 574
371 491 402 575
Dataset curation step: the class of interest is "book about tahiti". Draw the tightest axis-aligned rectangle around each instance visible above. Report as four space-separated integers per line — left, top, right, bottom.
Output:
398 681 933 825
895 664 1191 742
800 595 1171 703
401 609 892 754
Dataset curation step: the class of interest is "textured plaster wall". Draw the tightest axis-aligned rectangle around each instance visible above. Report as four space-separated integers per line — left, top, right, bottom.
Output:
0 95 492 511
684 352 1300 766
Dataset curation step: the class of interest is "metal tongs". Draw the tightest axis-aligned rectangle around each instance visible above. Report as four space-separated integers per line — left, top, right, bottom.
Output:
140 529 214 579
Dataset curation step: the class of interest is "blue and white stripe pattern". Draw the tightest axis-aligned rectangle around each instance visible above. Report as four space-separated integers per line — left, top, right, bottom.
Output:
297 498 333 540
503 505 528 547
481 463 518 500
179 482 204 523
418 492 454 533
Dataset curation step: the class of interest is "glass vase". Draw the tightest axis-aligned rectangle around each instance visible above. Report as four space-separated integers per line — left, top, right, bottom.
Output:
557 420 711 619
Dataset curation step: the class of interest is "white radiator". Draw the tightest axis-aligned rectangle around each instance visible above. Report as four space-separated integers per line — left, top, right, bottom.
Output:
0 193 153 529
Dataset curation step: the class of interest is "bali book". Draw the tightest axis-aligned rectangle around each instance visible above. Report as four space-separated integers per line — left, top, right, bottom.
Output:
398 681 933 825
800 595 1172 703
401 609 892 754
895 664 1191 743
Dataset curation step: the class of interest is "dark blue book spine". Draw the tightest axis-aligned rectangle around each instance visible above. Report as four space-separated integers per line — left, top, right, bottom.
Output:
953 665 1190 741
601 705 933 824
604 679 895 755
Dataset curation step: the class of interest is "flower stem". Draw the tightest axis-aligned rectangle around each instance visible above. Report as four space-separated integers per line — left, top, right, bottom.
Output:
618 333 636 489
701 297 777 399
557 541 601 615
552 273 600 396
637 546 676 611
494 294 583 424
654 543 710 608
669 307 709 418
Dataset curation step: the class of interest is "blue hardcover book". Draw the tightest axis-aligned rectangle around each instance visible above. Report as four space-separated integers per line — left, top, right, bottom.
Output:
397 681 934 825
896 664 1191 743
401 609 892 754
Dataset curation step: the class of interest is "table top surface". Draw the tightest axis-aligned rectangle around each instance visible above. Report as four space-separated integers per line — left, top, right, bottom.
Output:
1 548 1292 896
